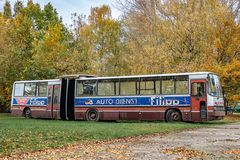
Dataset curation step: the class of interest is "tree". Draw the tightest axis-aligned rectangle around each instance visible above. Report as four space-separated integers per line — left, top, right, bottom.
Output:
3 0 12 18
0 14 13 112
0 1 69 112
13 0 23 15
71 5 127 76
118 0 240 102
30 23 68 79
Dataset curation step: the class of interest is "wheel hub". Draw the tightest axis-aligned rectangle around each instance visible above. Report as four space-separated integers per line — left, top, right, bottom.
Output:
171 112 179 121
90 112 96 119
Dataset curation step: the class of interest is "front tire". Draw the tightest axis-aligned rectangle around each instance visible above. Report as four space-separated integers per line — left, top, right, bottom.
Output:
86 109 99 121
165 109 182 122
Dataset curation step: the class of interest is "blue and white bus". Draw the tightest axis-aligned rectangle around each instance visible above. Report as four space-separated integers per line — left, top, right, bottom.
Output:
11 72 225 122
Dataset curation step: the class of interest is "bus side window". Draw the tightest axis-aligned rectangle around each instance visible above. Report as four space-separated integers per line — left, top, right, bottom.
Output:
37 82 47 97
192 82 205 97
162 77 174 94
14 83 24 97
76 80 97 97
24 82 36 96
139 78 155 95
98 80 116 96
120 79 137 95
175 76 188 94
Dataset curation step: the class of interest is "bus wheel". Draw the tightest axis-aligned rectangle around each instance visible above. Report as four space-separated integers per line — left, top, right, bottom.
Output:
24 108 32 118
165 109 182 122
86 109 99 121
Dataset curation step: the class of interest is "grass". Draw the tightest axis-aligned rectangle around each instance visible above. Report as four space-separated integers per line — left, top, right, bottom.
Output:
0 113 240 156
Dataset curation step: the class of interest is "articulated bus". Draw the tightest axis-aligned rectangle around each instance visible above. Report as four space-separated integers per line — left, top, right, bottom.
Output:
11 72 225 122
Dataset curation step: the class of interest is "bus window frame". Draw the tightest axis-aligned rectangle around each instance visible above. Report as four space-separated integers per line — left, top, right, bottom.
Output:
175 76 189 95
36 82 48 97
75 75 189 98
97 79 119 96
14 83 25 97
76 80 98 97
191 82 206 97
161 76 175 95
138 77 159 95
13 82 49 97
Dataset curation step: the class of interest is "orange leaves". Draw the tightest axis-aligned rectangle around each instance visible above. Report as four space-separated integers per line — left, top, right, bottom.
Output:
224 150 240 155
162 147 207 158
219 59 240 102
119 0 240 103
224 114 240 121
89 5 111 25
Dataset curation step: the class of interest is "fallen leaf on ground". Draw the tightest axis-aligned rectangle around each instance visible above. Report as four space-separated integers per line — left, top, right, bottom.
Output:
224 150 240 155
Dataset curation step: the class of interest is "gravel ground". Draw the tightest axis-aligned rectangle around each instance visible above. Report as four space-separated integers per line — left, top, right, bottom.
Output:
3 122 240 160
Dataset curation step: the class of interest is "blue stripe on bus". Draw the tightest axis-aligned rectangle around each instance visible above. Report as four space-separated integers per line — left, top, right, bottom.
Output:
75 96 190 107
12 97 48 106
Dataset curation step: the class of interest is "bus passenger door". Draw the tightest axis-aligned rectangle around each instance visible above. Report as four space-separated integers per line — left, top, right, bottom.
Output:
47 85 60 119
190 80 207 121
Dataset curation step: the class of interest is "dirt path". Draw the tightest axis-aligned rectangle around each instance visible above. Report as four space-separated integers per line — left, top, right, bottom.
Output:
4 122 240 160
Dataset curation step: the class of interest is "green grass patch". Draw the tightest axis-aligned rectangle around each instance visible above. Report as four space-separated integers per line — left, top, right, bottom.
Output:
0 113 239 156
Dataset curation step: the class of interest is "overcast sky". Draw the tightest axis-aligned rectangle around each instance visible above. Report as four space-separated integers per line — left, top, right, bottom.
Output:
0 0 122 26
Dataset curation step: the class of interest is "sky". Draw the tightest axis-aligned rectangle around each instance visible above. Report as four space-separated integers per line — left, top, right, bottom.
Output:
0 0 122 26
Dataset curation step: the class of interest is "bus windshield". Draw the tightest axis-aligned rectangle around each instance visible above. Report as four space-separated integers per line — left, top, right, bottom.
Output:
208 74 223 97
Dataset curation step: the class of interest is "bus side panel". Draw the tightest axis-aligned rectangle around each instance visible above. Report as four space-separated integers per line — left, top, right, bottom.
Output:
11 106 22 116
31 107 50 118
181 110 191 121
11 97 48 118
74 107 87 120
74 106 192 121
119 111 140 120
140 111 163 120
100 111 120 120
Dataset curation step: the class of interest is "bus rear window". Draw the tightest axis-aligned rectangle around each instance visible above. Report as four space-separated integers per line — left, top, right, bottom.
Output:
14 83 24 96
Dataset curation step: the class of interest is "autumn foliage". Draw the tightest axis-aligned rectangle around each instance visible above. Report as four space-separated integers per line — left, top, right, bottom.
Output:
0 0 239 112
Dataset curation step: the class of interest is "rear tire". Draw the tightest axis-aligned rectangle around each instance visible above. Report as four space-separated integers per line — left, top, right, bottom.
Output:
24 108 32 118
165 109 182 122
86 109 99 121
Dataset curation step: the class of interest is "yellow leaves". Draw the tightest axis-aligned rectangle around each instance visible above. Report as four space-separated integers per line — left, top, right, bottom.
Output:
162 147 207 159
122 0 240 103
224 150 240 155
44 24 63 47
224 114 240 122
89 5 111 25
74 5 123 76
214 38 223 50
215 58 240 102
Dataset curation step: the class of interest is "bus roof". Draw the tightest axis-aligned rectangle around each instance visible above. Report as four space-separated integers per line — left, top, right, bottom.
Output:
78 72 214 80
58 74 96 79
13 72 214 83
13 74 95 83
14 79 60 83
